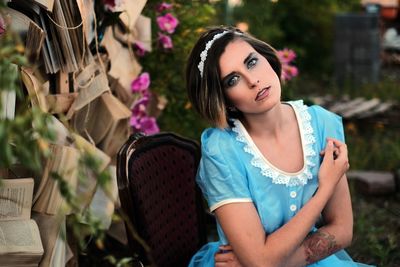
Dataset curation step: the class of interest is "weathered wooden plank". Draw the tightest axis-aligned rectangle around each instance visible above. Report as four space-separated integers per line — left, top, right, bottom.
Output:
311 95 398 121
329 97 365 114
341 98 381 118
357 102 395 118
347 170 396 195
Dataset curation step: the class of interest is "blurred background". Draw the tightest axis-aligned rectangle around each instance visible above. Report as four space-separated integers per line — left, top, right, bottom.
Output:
1 0 399 266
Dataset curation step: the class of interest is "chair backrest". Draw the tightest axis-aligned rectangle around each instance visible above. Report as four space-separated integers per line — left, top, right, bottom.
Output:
116 132 207 267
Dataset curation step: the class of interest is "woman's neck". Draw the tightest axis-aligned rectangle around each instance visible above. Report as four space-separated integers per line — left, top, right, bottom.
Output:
242 102 289 139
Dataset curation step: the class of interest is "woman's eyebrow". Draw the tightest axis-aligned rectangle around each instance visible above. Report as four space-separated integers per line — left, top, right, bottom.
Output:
221 52 255 83
243 52 255 65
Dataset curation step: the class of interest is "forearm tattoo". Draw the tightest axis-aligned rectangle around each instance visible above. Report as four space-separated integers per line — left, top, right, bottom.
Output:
303 230 340 264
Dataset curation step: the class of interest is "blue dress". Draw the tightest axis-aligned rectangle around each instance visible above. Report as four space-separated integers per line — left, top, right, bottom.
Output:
189 100 375 267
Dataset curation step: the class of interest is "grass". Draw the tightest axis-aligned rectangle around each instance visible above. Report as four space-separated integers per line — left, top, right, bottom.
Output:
331 76 400 103
345 125 400 172
349 182 400 267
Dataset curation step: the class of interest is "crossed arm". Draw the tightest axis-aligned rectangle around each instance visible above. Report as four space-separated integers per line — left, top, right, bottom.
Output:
215 177 353 267
285 175 353 266
214 140 353 267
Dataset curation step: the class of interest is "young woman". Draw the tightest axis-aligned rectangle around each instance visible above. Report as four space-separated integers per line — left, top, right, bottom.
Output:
185 26 375 267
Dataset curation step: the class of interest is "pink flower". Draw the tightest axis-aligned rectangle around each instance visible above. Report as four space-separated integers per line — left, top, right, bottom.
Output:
156 13 179 34
130 116 141 128
158 33 173 49
139 116 160 134
131 96 149 116
130 95 160 134
156 2 173 12
276 48 298 81
130 115 160 134
287 65 299 77
281 65 299 81
0 15 5 36
131 72 150 93
133 41 148 57
277 48 296 64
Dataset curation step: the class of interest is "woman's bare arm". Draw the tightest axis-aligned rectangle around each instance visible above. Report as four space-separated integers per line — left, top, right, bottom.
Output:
215 193 329 267
215 176 353 267
215 139 353 267
214 139 349 267
284 174 353 267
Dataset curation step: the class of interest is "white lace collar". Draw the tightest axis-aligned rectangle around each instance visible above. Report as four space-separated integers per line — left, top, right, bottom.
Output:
231 100 316 187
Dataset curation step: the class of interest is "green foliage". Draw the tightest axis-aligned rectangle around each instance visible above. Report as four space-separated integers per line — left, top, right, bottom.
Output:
333 76 400 102
230 0 361 75
345 125 400 171
9 108 59 169
349 184 400 266
141 1 217 140
0 25 54 173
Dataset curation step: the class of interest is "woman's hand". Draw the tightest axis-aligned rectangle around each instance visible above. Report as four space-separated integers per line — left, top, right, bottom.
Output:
214 245 243 267
318 138 350 195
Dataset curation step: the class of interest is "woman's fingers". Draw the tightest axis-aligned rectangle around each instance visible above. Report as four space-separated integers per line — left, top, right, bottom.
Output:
318 138 350 192
321 138 347 160
219 245 233 250
320 147 339 159
215 251 235 262
215 246 240 267
326 138 347 153
326 138 348 162
324 138 350 171
323 140 334 160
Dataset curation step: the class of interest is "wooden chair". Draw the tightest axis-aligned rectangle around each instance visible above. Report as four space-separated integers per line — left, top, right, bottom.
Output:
116 132 207 267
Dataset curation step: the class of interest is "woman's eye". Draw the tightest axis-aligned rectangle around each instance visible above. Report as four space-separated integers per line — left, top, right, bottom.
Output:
248 57 258 68
227 75 239 87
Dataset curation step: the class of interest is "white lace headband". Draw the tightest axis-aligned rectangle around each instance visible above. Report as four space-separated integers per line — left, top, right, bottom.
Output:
197 31 229 78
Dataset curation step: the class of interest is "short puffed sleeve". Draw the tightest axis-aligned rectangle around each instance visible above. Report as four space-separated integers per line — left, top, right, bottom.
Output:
196 128 252 212
309 105 345 145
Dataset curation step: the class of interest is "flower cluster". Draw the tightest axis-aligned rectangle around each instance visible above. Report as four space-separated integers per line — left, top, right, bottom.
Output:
130 72 159 134
131 72 150 93
155 2 179 49
129 2 179 134
0 14 5 36
276 48 298 82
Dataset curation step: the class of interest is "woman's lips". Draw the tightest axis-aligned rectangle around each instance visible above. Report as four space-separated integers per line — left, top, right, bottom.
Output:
255 86 271 101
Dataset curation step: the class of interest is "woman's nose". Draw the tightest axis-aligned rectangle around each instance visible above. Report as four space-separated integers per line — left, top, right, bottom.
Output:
249 78 260 89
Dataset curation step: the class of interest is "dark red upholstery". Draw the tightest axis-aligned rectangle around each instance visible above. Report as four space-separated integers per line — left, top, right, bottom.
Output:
116 132 207 267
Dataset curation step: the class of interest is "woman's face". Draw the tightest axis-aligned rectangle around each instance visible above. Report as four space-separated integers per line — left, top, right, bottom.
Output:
219 39 281 116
